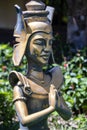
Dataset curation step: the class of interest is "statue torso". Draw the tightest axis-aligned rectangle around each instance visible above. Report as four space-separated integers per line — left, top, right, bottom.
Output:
9 66 63 130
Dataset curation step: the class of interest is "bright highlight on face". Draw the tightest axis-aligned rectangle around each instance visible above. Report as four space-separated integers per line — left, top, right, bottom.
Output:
26 32 54 66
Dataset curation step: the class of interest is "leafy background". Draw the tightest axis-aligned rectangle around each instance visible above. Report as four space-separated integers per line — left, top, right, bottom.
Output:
0 42 87 130
0 0 87 130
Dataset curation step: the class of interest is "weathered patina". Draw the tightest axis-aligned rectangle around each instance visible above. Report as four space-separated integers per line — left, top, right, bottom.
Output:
9 0 71 130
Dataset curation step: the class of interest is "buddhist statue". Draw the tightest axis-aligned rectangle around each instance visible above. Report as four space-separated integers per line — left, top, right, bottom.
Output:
9 0 71 130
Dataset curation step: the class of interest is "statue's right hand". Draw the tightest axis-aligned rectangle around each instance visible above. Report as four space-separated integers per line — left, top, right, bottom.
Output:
49 84 57 109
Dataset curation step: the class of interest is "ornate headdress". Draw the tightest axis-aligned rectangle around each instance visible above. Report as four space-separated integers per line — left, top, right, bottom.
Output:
13 0 55 66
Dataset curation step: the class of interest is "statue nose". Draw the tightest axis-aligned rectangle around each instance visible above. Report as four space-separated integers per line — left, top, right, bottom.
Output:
43 46 50 53
44 41 51 52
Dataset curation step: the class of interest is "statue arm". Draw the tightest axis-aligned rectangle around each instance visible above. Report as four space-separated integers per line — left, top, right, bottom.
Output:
13 84 56 126
56 90 72 120
52 66 72 120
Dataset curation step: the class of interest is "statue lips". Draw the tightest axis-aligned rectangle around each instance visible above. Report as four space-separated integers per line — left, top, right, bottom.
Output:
40 53 50 61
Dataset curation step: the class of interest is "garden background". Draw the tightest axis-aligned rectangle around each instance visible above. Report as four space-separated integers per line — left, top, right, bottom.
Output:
0 0 87 130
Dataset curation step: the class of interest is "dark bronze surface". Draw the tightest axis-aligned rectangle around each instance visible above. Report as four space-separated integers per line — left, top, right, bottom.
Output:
9 0 72 130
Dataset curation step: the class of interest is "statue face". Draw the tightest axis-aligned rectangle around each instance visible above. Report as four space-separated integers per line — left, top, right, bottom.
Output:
26 32 53 66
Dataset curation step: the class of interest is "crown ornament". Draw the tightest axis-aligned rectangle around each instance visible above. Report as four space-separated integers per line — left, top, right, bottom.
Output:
14 0 55 36
13 0 55 66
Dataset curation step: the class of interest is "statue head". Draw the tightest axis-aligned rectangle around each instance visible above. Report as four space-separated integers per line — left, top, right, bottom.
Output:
13 0 55 66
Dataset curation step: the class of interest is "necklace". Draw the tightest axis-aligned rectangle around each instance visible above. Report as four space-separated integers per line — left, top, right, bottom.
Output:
27 71 52 88
29 74 45 84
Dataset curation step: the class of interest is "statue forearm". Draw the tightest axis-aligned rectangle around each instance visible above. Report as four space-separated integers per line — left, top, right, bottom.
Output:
23 106 54 126
13 84 56 127
56 106 72 121
15 101 54 126
56 92 72 120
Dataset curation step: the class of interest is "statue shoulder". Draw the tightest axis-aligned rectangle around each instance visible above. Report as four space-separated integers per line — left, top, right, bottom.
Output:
9 70 24 87
9 71 32 96
49 66 64 89
9 70 48 96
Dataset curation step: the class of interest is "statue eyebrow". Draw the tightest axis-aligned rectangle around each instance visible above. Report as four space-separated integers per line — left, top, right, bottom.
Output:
33 37 54 41
33 38 46 43
33 38 45 41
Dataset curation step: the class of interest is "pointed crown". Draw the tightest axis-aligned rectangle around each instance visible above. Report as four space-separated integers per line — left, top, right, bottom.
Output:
13 0 55 66
23 0 49 22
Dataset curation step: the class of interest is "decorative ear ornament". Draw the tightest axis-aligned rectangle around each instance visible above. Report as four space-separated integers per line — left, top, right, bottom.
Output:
14 4 26 37
46 6 55 23
13 5 29 66
13 0 55 66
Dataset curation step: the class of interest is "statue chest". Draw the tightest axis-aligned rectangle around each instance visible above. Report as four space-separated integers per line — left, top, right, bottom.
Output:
26 96 49 114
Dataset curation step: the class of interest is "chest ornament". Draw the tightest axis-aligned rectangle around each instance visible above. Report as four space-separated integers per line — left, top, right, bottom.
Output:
9 71 49 97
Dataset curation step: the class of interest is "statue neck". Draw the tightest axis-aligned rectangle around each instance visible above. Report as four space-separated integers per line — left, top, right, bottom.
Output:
27 59 44 81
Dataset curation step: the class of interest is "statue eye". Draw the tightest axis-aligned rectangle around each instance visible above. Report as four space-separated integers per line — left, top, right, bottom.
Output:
33 39 46 46
49 39 53 45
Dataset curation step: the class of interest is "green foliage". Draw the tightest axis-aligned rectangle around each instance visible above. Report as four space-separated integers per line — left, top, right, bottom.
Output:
0 43 27 129
0 92 16 130
48 112 87 130
61 49 87 114
0 44 13 91
0 43 87 129
0 44 15 129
